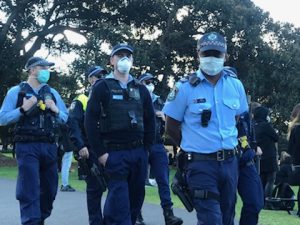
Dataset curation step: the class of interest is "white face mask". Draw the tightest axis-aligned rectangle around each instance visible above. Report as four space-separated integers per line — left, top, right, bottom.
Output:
117 57 132 74
146 83 155 93
200 56 224 76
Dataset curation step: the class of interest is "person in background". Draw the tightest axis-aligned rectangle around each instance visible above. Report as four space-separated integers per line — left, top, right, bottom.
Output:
287 103 300 216
275 151 292 185
68 65 108 225
225 67 264 225
136 73 183 225
59 122 76 192
253 106 279 207
0 56 68 225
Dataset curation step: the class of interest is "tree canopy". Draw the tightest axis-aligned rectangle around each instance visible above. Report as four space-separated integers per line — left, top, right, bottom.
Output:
1 0 300 138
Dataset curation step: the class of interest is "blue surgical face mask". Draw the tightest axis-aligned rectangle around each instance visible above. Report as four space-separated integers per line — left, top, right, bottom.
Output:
199 57 224 76
146 83 155 93
117 57 132 74
37 70 50 84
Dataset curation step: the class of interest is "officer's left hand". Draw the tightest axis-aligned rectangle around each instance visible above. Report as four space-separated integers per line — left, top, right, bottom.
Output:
79 147 89 159
156 111 166 121
99 153 109 167
45 99 59 114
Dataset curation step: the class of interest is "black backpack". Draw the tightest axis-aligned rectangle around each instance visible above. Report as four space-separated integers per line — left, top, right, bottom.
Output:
265 183 296 214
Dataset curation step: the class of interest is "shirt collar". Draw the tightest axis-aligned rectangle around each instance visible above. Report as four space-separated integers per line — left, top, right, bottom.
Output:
105 72 134 88
196 69 227 82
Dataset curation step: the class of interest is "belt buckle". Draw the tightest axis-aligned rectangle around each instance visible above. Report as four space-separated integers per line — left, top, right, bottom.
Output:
187 153 193 161
217 150 225 161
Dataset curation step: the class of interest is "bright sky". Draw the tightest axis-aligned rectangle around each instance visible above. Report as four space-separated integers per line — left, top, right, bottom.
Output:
2 1 299 70
252 0 300 27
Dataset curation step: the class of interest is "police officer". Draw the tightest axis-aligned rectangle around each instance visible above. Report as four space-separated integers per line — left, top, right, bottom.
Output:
236 112 264 225
68 65 107 225
163 32 249 225
225 67 264 225
136 73 183 225
85 43 156 225
0 56 68 225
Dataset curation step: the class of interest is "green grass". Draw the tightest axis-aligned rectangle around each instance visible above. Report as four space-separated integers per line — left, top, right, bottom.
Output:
1 166 300 224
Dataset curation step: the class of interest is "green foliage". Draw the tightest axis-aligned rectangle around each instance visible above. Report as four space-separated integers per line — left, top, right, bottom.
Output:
1 0 300 134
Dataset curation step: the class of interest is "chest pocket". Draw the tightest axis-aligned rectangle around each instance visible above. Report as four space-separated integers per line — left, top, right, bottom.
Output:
222 98 240 127
223 99 240 111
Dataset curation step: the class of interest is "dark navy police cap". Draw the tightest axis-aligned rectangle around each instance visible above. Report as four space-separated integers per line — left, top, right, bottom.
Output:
86 66 108 78
25 56 55 70
138 73 154 82
197 32 227 53
110 43 134 56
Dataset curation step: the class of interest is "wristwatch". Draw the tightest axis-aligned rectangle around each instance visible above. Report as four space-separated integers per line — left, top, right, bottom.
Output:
19 107 25 115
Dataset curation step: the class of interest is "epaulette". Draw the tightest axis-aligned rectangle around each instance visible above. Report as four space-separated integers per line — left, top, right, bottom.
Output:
133 78 141 85
188 73 201 87
224 67 238 79
178 76 189 83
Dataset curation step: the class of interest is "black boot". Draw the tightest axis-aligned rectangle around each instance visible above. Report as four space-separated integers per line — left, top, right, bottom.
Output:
163 207 183 225
135 211 146 225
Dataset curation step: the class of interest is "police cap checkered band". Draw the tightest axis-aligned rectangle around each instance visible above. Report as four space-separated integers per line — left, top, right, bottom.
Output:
197 32 227 53
25 57 55 70
110 43 134 56
138 73 154 82
86 66 108 78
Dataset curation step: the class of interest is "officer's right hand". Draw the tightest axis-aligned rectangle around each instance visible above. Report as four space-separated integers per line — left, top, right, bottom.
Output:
22 96 37 111
99 153 109 167
156 111 166 121
256 146 263 156
79 147 89 159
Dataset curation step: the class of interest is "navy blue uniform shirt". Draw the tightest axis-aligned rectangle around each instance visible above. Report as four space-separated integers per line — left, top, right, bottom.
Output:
84 74 156 158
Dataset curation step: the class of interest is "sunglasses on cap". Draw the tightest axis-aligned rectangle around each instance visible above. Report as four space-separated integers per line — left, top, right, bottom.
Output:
145 80 153 85
145 79 158 85
199 50 225 58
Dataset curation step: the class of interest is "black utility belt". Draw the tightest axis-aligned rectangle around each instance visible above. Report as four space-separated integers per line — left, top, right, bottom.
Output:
104 139 143 151
14 135 55 143
185 148 237 162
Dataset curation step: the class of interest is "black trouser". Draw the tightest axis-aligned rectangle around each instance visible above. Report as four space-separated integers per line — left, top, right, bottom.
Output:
260 171 276 198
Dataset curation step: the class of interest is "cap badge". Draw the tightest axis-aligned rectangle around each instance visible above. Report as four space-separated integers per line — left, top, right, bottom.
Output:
208 33 217 41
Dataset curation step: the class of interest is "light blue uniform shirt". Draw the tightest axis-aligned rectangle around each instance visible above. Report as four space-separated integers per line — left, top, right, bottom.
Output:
0 82 68 126
105 72 134 88
163 69 248 153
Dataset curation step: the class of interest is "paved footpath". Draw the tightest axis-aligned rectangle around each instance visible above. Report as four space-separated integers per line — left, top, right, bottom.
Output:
0 178 238 225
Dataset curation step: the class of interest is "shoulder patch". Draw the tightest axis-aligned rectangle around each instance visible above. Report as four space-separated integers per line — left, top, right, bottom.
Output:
167 87 178 101
157 97 164 105
167 75 190 101
69 101 76 110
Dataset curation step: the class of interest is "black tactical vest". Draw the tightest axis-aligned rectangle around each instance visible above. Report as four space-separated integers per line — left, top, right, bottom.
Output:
153 97 165 143
100 79 144 134
14 83 59 142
